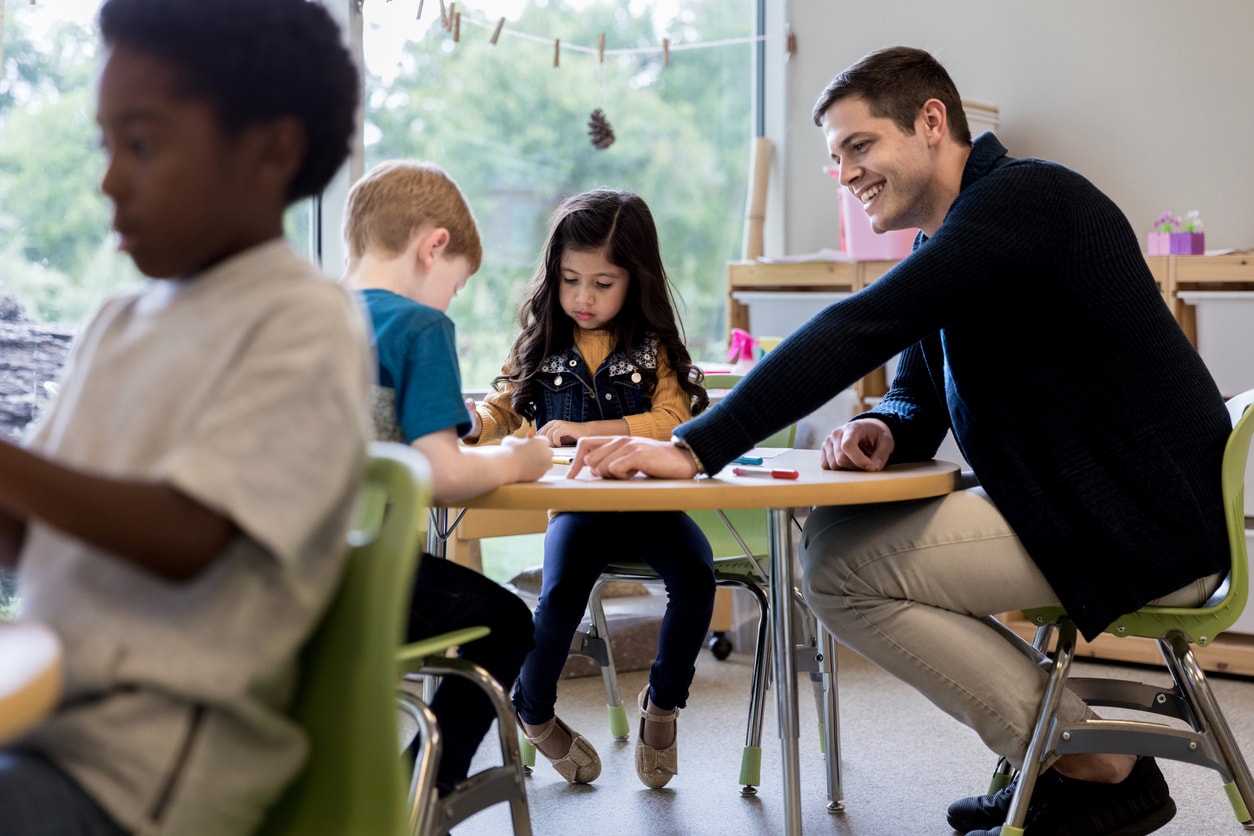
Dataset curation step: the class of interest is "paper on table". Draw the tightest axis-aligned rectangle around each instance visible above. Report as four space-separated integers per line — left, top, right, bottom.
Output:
743 447 789 459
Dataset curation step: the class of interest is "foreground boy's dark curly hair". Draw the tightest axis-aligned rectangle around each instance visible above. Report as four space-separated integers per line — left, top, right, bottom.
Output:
98 0 358 202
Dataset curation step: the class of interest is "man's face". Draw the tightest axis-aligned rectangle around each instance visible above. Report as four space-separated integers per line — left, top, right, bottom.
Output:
96 45 266 279
822 95 938 236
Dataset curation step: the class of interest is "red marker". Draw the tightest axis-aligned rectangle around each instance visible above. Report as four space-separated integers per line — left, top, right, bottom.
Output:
732 466 800 480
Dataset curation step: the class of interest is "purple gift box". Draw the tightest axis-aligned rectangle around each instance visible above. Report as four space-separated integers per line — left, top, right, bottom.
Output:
1147 231 1205 256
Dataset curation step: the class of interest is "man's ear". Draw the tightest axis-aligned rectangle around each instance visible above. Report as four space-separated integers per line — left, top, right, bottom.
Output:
413 226 451 273
919 98 948 146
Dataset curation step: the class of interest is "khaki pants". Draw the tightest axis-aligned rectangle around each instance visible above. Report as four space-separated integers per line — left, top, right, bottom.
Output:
799 483 1218 767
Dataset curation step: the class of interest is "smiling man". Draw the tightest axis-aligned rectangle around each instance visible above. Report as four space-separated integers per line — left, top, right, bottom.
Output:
570 45 1231 836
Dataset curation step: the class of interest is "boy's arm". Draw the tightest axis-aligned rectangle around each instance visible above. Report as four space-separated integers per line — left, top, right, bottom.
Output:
411 427 552 503
0 439 235 581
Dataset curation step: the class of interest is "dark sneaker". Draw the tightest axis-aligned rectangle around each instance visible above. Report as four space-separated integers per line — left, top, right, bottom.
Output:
947 774 1024 832
959 757 1176 836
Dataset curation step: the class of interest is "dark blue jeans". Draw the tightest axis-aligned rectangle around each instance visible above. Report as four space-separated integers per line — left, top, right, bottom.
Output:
407 555 535 794
0 750 128 835
513 511 715 721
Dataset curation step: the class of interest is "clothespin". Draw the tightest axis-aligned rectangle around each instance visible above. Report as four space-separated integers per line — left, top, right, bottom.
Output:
490 17 505 45
438 0 447 29
598 33 606 64
416 0 424 20
785 27 797 61
453 11 460 42
446 2 455 32
554 38 561 68
662 38 670 68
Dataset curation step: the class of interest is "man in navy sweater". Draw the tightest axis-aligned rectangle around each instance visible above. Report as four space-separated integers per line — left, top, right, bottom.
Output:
571 46 1231 835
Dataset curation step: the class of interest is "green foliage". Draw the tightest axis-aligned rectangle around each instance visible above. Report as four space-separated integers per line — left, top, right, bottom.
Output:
363 0 752 386
0 13 123 325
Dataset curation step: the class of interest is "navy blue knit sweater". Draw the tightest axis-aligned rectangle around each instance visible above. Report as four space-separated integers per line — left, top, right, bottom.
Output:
677 133 1231 640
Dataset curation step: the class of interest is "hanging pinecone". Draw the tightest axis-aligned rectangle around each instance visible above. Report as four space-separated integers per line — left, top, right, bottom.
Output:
587 108 616 150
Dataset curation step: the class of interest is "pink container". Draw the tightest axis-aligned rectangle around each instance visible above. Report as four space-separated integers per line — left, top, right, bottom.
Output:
823 167 916 261
839 188 917 260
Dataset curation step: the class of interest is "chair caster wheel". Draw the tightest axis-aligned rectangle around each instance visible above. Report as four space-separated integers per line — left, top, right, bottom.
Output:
708 632 733 660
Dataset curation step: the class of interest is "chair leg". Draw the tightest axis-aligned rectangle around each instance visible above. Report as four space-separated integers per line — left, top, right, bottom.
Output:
815 624 844 811
733 577 771 795
1160 632 1254 825
409 658 533 836
396 693 441 836
585 577 629 740
978 614 1056 795
1003 619 1081 836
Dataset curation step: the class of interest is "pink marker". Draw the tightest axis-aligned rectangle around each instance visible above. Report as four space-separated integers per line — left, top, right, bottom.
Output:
732 466 799 480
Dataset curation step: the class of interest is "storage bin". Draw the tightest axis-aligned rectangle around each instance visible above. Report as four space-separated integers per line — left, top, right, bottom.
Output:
1177 291 1254 398
731 291 850 339
1177 291 1254 517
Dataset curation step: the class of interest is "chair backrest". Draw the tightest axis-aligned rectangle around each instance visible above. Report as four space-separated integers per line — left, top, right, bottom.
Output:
258 441 432 836
1094 389 1254 645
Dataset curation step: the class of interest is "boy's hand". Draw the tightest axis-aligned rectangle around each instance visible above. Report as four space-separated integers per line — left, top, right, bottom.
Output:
821 418 894 471
500 435 554 483
568 437 697 480
463 398 482 442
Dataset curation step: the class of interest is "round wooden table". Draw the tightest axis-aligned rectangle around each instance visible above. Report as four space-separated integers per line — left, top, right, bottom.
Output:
439 449 961 836
0 620 63 745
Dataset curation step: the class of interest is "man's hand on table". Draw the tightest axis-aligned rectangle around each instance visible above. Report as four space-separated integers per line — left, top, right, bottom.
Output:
821 418 894 471
568 437 699 480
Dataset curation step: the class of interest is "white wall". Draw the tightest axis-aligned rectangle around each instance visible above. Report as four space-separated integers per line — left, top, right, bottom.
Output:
769 0 1254 256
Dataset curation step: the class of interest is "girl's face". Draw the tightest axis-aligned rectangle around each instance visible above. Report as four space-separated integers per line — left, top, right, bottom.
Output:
558 246 629 331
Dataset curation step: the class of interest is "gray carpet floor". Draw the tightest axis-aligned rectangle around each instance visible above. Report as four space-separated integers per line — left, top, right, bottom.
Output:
431 618 1254 836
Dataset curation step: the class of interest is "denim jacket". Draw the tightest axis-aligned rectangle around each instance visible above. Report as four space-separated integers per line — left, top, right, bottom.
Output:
533 335 659 424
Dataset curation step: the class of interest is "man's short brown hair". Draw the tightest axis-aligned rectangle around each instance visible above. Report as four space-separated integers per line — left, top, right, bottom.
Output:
811 46 971 145
343 160 483 272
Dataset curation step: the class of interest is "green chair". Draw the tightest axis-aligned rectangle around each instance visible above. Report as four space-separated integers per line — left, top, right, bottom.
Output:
539 373 839 801
989 389 1254 835
259 441 432 836
398 629 532 836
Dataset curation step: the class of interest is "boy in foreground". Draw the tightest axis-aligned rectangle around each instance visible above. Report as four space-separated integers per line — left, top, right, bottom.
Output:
342 159 550 798
0 0 372 833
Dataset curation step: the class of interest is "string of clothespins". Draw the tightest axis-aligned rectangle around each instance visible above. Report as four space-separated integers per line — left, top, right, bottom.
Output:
377 0 785 69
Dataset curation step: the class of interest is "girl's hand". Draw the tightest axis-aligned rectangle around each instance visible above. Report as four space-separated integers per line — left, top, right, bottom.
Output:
500 435 555 482
568 436 697 480
536 420 585 446
464 398 482 442
820 418 894 471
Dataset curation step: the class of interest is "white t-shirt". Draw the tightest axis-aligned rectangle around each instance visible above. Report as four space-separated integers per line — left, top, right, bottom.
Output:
17 239 373 835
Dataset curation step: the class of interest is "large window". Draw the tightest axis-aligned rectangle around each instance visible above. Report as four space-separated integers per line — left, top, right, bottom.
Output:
0 0 313 442
360 0 756 387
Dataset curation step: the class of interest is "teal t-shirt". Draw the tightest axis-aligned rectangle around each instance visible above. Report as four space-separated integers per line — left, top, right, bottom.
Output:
359 288 472 442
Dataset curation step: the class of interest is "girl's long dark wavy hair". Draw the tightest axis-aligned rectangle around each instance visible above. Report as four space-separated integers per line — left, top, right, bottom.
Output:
493 189 708 421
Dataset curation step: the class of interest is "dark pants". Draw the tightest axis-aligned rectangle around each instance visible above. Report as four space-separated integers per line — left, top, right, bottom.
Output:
0 751 128 835
407 555 535 793
513 511 715 722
